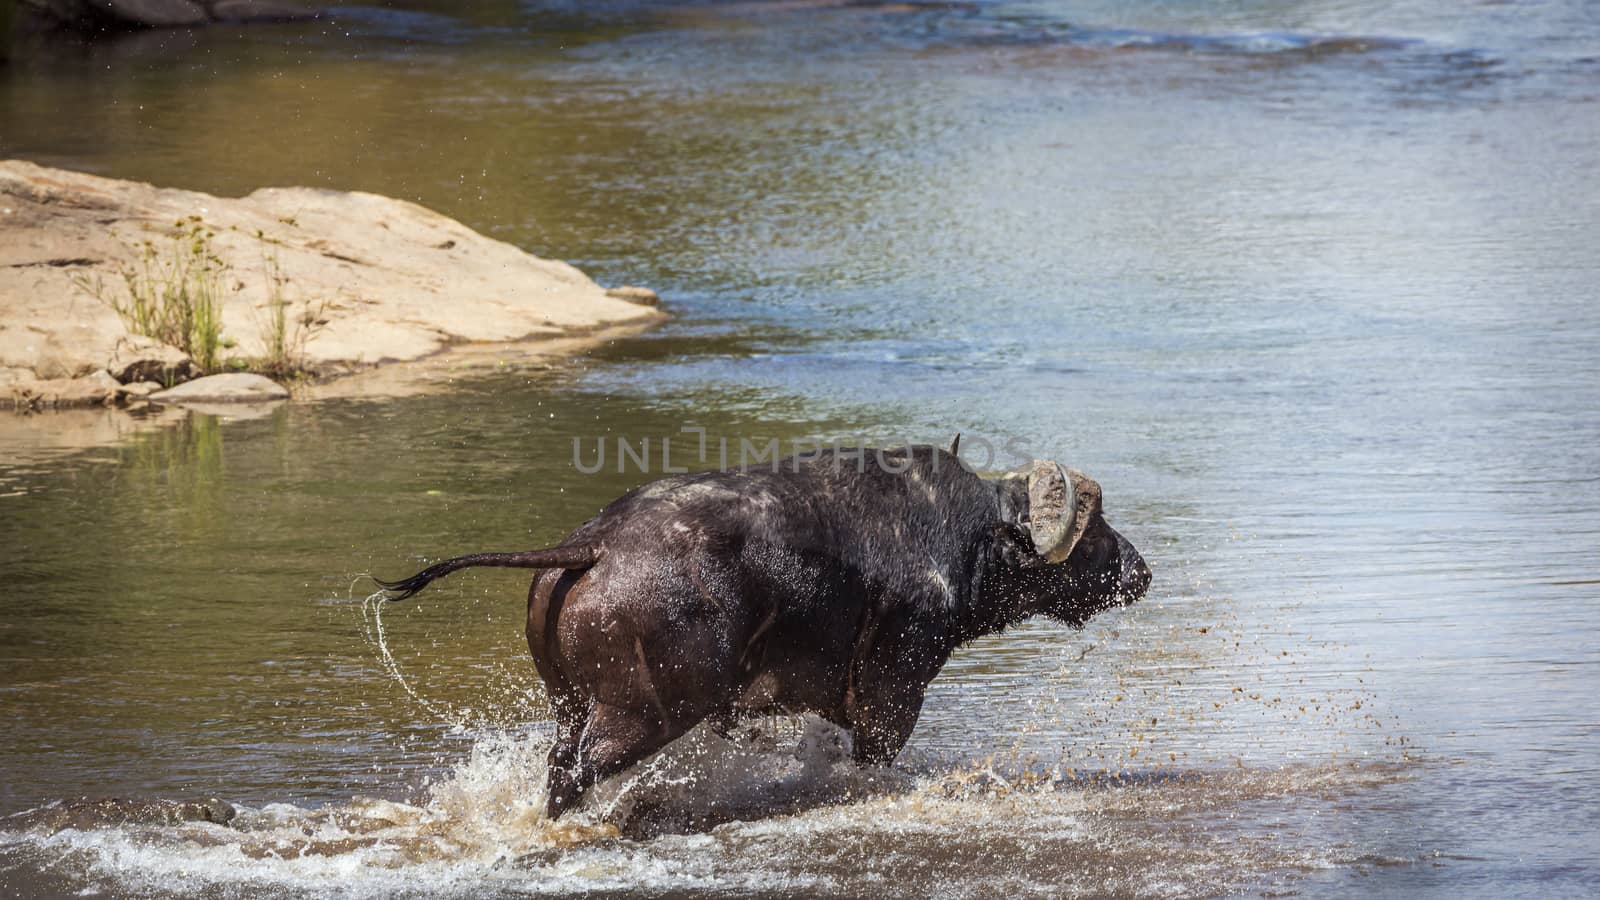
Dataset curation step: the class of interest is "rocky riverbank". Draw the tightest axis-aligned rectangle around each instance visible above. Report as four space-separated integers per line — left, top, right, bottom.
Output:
0 160 666 411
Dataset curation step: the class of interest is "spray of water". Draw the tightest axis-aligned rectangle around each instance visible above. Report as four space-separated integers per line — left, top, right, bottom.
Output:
0 717 1415 898
359 586 472 728
0 573 1420 897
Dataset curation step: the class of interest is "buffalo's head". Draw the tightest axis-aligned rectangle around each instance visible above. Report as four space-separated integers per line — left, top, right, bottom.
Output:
993 461 1151 626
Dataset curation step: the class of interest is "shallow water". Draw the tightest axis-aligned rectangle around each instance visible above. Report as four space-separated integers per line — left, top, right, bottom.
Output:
2 0 1598 896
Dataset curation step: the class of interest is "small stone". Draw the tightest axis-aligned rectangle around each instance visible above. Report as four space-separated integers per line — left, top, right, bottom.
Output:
149 372 290 403
107 335 199 385
117 380 164 399
605 286 660 307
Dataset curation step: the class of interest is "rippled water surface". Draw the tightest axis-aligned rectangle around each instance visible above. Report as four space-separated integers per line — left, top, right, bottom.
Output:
2 0 1598 896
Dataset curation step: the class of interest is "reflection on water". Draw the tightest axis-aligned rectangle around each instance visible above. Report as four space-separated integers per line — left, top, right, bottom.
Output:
3 0 1599 896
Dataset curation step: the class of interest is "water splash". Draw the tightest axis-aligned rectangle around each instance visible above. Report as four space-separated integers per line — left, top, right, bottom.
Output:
358 587 472 728
0 717 1417 898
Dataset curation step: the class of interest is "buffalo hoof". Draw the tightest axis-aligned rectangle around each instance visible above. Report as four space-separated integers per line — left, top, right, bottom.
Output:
545 769 585 820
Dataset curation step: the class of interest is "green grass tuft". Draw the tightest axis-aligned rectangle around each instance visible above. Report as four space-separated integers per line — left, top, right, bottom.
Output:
74 216 226 375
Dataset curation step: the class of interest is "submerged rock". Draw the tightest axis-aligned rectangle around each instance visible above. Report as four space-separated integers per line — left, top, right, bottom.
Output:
605 285 662 307
18 0 320 31
149 372 289 403
7 797 237 832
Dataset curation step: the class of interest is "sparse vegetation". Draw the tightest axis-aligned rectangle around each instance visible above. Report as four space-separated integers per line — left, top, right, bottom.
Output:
251 234 330 382
74 216 226 374
74 218 328 384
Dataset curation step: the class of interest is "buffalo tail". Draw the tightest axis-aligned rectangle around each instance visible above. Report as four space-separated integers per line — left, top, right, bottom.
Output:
374 545 600 601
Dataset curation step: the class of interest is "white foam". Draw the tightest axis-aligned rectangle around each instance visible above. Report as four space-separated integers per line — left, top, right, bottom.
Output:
0 718 1412 898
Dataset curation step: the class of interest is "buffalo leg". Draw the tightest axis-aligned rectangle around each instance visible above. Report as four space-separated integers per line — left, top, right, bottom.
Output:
545 702 685 819
848 608 940 766
851 684 926 766
705 706 740 740
544 695 587 815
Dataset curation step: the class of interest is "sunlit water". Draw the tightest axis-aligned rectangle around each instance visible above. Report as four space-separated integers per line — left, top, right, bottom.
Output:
2 1 1598 896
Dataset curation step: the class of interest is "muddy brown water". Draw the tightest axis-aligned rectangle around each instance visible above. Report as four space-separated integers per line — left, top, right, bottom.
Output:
2 1 1598 896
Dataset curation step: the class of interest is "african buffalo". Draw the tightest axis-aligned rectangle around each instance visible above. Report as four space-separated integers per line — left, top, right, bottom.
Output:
377 442 1150 818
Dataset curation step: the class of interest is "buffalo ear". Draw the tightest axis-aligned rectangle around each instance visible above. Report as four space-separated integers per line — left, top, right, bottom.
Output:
949 433 961 457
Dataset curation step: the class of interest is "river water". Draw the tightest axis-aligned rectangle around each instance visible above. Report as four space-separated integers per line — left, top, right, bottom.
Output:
2 1 1598 896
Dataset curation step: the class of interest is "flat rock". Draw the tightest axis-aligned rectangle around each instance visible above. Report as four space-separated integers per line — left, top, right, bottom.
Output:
0 159 664 400
149 372 289 403
6 370 121 409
